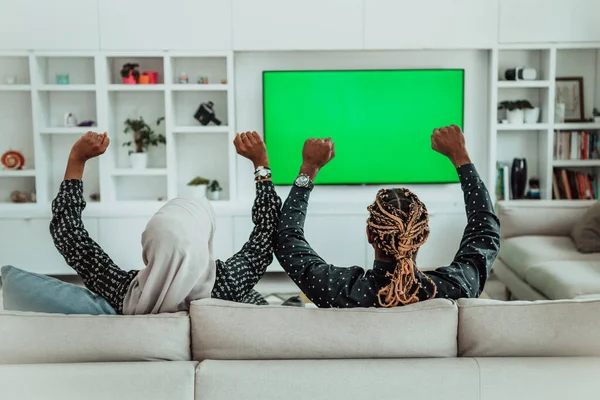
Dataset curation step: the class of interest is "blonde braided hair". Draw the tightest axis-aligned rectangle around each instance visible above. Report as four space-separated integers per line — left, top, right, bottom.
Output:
367 188 437 307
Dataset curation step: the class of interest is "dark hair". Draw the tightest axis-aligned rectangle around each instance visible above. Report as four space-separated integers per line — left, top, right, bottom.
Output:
367 188 437 307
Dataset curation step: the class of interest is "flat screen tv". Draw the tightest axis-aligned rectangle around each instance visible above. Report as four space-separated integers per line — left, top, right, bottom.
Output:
262 69 464 185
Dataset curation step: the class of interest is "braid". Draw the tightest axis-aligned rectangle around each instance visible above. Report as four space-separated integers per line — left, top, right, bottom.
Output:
367 188 437 307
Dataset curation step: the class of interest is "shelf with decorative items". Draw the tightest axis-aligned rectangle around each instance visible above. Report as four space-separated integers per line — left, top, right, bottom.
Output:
0 51 235 213
0 54 36 205
491 47 556 203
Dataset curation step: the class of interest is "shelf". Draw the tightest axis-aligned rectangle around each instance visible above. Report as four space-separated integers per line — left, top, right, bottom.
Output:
39 127 96 135
111 168 168 176
553 160 600 167
0 169 36 177
38 84 96 92
170 84 229 91
172 126 229 134
108 84 166 91
496 123 550 131
0 85 31 91
497 80 551 88
554 123 600 130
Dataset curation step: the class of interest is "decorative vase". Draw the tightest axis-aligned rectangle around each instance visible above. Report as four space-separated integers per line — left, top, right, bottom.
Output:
130 153 148 169
190 184 208 199
510 158 527 200
524 107 540 123
207 190 221 201
507 109 524 124
555 103 566 123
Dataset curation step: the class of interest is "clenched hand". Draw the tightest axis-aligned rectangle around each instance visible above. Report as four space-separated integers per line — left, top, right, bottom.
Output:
431 125 471 167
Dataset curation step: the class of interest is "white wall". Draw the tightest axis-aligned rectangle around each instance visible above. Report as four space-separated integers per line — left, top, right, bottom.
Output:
234 50 490 269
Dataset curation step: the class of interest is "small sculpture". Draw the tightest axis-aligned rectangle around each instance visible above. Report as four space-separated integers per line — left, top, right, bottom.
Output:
10 190 28 203
1 150 25 170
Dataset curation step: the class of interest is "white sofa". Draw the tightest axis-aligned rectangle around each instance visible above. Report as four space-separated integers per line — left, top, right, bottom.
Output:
494 201 600 300
2 298 600 400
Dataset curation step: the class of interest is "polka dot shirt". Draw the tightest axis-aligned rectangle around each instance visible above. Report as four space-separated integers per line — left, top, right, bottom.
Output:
274 164 501 308
51 180 282 313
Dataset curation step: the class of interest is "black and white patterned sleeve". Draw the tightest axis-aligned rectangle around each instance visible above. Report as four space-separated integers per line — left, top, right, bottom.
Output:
425 164 501 299
49 180 138 313
211 180 282 304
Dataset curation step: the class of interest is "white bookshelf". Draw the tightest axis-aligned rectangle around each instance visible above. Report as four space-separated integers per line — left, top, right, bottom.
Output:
490 45 600 202
0 51 235 209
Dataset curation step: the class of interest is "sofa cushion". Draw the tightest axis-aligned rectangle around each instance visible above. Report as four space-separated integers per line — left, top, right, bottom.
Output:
190 298 458 360
458 298 600 357
0 361 196 400
0 311 191 364
1 265 116 315
524 260 600 299
571 201 600 253
499 236 600 279
195 359 479 400
476 358 600 400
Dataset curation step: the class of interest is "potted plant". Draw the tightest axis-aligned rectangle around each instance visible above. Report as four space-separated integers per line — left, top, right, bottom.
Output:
187 176 210 199
207 180 223 201
593 107 600 123
519 100 540 124
123 117 166 169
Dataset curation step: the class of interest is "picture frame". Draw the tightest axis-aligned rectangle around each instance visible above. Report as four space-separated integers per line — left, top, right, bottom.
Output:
555 77 585 122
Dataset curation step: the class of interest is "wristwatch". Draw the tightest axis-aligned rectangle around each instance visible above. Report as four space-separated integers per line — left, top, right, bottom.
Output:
254 166 272 181
294 173 314 190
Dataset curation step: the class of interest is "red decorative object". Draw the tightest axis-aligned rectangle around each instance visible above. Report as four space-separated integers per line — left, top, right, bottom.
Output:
144 71 158 84
1 150 25 170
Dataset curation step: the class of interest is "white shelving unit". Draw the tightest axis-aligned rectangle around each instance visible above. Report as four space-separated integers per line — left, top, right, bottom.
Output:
0 51 235 210
489 44 600 202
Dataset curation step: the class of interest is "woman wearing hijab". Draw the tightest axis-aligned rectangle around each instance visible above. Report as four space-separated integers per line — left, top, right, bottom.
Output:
50 131 281 315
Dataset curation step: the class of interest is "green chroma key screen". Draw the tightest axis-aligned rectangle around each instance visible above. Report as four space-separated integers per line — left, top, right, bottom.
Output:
263 69 464 185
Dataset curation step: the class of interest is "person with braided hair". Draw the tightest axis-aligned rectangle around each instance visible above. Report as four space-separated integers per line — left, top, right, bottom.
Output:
275 125 500 308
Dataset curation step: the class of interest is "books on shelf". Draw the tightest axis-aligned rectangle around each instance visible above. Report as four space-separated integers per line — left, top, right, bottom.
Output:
554 131 600 160
495 162 510 201
552 168 597 200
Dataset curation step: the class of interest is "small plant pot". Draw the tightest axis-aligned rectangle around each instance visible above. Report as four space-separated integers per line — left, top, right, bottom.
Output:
507 109 524 124
207 190 221 201
594 116 600 123
524 107 540 124
190 184 208 199
130 153 148 169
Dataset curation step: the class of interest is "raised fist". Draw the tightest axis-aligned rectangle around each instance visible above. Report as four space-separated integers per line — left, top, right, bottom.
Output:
234 131 268 169
302 138 335 170
431 125 469 165
70 131 110 162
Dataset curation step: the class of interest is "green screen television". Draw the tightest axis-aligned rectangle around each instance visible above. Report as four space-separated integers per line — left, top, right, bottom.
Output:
263 69 464 185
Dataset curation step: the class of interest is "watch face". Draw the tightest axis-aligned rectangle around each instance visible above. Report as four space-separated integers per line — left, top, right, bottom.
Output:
295 175 309 186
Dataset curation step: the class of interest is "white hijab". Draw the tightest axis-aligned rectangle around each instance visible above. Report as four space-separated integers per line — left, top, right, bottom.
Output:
122 197 217 315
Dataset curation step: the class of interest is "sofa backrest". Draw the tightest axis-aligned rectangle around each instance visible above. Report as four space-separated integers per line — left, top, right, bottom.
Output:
458 298 600 357
497 201 591 239
189 298 458 360
0 311 191 364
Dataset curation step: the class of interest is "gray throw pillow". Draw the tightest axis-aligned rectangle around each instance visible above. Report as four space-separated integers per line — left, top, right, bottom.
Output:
571 201 600 253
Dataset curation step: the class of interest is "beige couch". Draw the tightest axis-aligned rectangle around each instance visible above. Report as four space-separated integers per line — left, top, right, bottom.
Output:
494 201 600 301
2 298 600 400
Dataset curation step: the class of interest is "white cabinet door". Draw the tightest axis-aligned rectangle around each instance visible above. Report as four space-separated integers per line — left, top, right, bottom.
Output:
231 0 363 50
498 0 570 43
233 213 368 273
98 0 232 50
213 216 234 262
97 218 148 271
365 0 498 49
0 218 99 275
0 0 99 50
